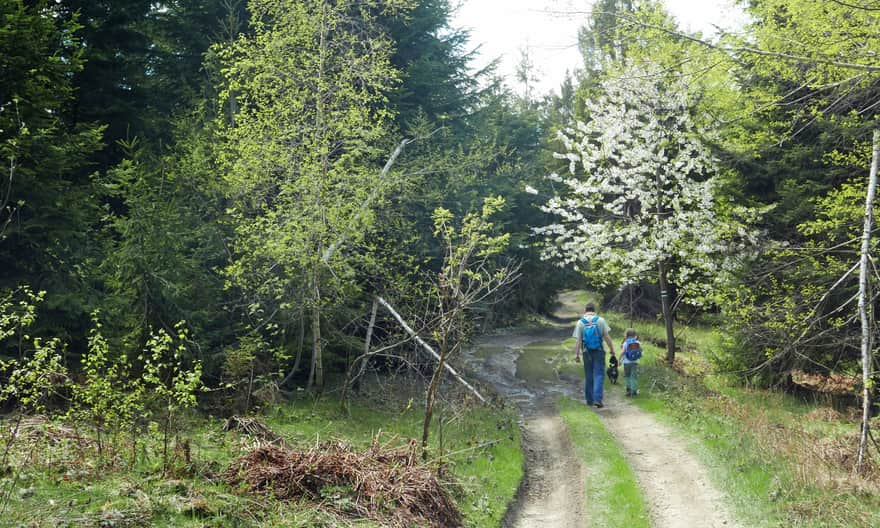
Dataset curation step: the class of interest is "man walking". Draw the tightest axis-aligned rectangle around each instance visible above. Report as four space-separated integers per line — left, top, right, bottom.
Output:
573 302 614 408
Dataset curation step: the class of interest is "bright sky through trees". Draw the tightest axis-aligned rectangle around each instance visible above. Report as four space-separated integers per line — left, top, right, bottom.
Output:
452 0 748 95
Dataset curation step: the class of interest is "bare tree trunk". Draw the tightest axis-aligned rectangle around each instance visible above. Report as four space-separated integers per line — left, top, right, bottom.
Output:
311 266 324 392
658 261 676 362
342 298 378 403
355 298 378 387
857 128 880 474
220 0 242 128
279 306 305 387
307 306 316 390
422 334 449 461
310 2 327 394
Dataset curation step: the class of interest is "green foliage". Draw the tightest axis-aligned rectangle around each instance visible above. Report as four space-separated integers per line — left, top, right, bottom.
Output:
433 196 510 273
142 322 203 415
141 321 203 471
430 196 513 343
0 0 104 339
0 338 67 414
384 0 482 128
221 333 285 414
218 0 413 390
55 0 250 165
0 286 42 343
420 197 516 456
715 133 877 383
0 287 68 413
95 120 230 364
67 312 145 456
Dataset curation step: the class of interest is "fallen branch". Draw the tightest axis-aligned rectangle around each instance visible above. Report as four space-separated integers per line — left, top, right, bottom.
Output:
376 296 487 404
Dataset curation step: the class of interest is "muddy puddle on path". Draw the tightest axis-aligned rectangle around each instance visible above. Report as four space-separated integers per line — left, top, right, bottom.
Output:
466 326 585 528
465 295 739 528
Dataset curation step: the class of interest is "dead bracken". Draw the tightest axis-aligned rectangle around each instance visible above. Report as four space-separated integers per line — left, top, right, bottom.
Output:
223 415 288 446
222 436 462 527
790 370 859 395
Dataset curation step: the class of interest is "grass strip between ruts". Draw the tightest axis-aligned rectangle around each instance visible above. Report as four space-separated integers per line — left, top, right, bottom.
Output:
557 397 649 528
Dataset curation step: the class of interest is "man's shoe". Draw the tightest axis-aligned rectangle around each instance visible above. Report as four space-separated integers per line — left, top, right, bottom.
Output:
594 402 604 408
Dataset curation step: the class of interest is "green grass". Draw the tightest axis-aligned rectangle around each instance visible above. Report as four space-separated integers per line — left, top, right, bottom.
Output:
625 367 783 528
627 366 880 528
583 293 880 528
0 395 522 528
558 398 649 528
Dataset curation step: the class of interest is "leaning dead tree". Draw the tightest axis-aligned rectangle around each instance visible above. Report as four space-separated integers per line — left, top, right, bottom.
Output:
340 296 489 405
376 296 487 405
857 128 880 474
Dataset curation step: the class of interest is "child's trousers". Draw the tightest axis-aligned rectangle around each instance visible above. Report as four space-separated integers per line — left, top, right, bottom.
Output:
624 363 638 394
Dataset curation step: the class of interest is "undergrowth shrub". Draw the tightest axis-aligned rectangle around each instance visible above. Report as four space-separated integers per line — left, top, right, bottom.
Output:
141 321 203 472
221 333 281 415
2 289 203 475
68 311 145 464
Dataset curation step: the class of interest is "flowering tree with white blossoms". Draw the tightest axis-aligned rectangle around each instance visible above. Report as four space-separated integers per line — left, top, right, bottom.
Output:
534 62 757 362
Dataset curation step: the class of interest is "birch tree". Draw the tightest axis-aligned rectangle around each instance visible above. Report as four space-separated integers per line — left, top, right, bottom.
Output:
218 0 409 391
534 62 757 362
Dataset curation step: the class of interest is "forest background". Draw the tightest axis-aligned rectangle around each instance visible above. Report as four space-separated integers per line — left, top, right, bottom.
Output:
2 0 880 523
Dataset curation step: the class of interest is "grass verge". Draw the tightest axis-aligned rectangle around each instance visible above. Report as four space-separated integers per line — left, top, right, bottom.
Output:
595 300 880 527
558 397 649 528
0 393 522 527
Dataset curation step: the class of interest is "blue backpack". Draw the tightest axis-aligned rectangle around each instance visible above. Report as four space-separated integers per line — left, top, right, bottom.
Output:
623 337 643 361
580 315 603 350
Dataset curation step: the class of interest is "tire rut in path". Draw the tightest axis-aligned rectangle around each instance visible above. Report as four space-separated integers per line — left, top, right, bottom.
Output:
598 390 739 527
504 398 586 528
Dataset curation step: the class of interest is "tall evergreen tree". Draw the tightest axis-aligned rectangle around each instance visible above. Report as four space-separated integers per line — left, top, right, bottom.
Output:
57 0 250 167
0 0 103 345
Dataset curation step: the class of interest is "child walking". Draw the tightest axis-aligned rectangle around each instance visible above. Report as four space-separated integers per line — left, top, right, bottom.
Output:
620 328 642 397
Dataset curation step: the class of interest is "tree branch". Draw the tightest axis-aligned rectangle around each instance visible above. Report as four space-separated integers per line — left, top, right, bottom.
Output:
546 9 880 73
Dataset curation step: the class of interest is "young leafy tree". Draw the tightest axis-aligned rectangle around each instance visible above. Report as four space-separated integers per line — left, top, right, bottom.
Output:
421 197 518 459
534 62 756 361
218 0 409 391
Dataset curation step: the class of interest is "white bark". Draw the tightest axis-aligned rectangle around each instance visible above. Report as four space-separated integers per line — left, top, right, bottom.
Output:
857 128 880 474
376 296 487 404
322 137 412 263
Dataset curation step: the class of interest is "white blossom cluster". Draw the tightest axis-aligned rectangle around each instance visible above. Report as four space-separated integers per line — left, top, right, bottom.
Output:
534 62 757 304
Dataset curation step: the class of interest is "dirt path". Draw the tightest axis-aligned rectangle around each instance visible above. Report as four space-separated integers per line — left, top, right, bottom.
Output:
466 292 739 527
